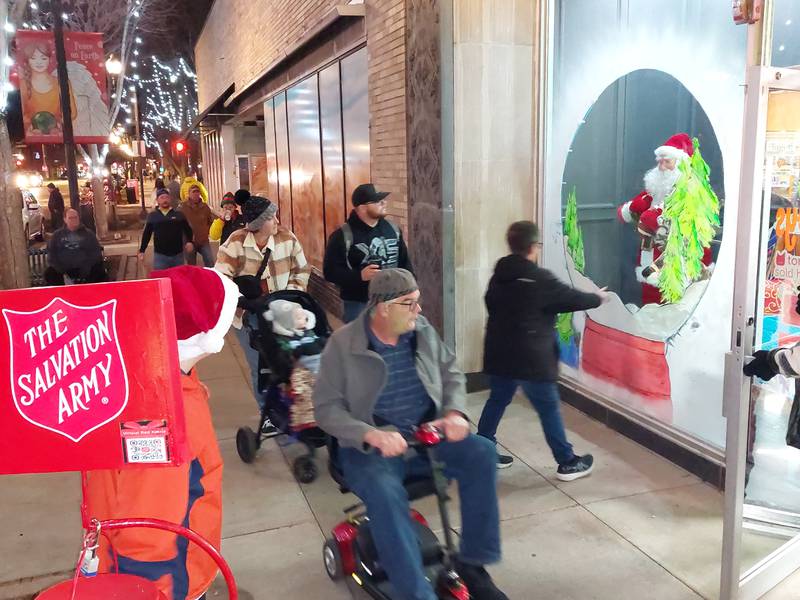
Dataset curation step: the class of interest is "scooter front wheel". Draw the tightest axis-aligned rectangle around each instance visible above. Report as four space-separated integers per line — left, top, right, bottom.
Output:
322 538 343 580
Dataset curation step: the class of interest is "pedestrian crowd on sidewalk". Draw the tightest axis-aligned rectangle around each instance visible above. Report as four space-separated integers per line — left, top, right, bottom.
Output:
55 175 610 600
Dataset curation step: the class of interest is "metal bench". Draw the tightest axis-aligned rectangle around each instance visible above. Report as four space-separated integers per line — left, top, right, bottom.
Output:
27 247 115 286
27 248 48 287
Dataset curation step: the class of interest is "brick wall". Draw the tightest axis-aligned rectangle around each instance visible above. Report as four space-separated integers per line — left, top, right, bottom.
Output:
195 0 342 111
366 0 408 234
197 0 434 324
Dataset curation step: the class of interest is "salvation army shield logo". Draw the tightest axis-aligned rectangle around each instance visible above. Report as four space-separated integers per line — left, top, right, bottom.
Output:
2 298 129 442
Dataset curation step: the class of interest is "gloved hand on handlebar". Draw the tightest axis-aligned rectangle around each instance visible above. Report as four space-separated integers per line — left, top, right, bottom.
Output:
743 350 779 381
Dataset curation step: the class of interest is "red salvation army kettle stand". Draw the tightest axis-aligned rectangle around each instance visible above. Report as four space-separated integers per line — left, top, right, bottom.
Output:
0 279 237 599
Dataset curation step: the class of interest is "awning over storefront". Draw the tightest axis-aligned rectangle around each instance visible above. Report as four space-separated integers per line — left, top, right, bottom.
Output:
182 83 235 138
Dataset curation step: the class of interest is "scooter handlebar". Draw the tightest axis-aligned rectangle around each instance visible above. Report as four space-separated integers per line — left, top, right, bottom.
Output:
411 423 445 447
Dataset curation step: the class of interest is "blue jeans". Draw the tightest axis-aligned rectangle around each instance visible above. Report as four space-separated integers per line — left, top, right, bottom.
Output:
342 300 366 323
477 376 575 466
185 242 214 267
234 313 266 411
152 252 185 270
339 434 500 600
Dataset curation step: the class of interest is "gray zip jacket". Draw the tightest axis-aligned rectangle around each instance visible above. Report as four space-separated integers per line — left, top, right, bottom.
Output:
313 312 468 451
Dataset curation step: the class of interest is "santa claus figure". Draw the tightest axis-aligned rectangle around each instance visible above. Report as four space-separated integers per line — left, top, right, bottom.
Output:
617 133 712 305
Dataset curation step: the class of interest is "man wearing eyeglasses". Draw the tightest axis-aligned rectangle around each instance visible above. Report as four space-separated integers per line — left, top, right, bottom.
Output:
323 183 414 323
314 269 507 600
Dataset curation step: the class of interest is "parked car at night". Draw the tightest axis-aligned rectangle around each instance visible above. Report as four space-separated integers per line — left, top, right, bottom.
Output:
21 190 45 245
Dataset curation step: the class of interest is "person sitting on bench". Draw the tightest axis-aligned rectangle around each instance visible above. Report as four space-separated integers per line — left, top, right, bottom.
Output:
45 208 107 286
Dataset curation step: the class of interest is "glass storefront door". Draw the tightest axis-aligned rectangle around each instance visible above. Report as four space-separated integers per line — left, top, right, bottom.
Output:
722 65 800 600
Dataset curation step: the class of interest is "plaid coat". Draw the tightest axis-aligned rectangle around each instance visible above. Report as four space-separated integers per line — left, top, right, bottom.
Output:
215 227 310 326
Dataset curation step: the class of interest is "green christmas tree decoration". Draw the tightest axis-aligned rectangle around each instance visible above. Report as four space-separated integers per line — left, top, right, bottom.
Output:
556 311 574 344
657 138 720 303
557 187 587 344
564 187 586 275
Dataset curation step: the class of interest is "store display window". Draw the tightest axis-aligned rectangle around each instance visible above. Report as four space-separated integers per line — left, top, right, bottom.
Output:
545 0 747 446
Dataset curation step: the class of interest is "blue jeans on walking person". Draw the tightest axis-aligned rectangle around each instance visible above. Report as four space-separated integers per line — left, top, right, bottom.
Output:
185 242 215 267
234 312 267 411
152 252 185 271
339 433 501 600
477 375 575 466
342 300 366 324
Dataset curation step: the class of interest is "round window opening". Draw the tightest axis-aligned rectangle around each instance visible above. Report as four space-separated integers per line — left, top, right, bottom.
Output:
561 69 725 327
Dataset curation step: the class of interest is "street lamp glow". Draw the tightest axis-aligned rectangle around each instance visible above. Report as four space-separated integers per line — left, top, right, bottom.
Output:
135 37 142 44
3 56 13 66
4 22 15 33
30 1 38 8
105 56 123 75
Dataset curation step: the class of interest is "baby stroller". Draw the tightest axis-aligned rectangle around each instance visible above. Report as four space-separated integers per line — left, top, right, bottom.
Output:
236 289 331 483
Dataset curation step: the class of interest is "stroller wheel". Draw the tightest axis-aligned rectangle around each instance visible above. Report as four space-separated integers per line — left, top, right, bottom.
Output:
293 455 318 484
236 427 259 463
322 538 343 580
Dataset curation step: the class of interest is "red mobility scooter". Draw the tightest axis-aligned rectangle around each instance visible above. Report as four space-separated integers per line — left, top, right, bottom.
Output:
321 423 469 599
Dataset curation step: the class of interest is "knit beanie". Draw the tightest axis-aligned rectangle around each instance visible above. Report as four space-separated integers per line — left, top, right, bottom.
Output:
233 189 251 207
156 188 170 199
243 195 278 231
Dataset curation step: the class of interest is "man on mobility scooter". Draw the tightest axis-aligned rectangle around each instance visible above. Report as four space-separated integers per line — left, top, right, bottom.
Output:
314 269 508 600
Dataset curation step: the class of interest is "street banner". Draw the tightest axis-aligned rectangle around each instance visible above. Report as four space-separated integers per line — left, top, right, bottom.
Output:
16 30 109 144
0 280 188 474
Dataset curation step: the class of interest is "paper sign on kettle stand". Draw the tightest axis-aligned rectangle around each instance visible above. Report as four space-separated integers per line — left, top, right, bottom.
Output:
0 280 188 475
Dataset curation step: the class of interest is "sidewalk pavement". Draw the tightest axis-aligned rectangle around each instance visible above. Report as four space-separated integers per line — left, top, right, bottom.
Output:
1 258 799 598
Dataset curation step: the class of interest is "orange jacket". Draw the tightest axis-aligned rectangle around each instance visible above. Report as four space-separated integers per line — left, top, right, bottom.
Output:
86 370 223 600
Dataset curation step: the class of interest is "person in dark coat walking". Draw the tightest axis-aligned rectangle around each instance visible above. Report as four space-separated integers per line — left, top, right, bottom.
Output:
478 221 608 480
138 188 195 270
46 182 65 231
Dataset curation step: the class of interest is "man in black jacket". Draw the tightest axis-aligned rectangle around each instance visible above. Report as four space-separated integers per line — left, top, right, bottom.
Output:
45 208 107 285
478 221 607 480
138 188 194 270
323 183 413 322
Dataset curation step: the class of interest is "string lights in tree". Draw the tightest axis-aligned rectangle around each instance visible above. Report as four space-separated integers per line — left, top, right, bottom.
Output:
14 0 152 172
132 55 198 157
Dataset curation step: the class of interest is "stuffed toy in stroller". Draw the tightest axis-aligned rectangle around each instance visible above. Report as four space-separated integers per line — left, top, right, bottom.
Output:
263 299 327 430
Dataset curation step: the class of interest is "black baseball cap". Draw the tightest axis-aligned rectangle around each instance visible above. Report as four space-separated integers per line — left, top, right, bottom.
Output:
352 183 389 207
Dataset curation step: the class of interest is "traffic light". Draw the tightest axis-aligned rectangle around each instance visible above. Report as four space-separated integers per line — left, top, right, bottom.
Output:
174 140 186 153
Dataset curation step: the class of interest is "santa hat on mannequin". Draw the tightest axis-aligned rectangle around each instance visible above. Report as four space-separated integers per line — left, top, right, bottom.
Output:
149 266 240 372
654 132 694 163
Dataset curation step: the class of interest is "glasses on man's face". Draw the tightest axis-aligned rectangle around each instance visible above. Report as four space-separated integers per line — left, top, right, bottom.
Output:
390 299 421 312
